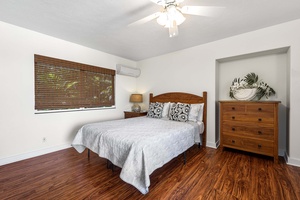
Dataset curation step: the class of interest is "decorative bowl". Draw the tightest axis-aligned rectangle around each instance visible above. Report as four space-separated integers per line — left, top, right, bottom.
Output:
233 88 257 101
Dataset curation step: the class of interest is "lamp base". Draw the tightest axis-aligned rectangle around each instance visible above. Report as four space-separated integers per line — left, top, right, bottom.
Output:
132 104 141 112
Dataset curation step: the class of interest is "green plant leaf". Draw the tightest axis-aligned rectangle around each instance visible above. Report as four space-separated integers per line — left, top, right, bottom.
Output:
244 72 258 86
256 87 265 100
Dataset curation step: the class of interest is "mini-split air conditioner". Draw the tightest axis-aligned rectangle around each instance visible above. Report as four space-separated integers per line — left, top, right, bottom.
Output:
116 64 141 77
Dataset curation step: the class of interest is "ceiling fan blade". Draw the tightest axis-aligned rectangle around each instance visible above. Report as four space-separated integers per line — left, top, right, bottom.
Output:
150 0 164 5
150 0 184 6
180 6 225 17
128 12 161 27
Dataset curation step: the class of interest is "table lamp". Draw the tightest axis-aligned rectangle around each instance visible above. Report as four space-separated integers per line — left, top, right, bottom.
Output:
130 94 143 112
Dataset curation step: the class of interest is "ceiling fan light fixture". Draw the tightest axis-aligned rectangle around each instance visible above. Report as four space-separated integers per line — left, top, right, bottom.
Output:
156 7 186 28
166 5 184 23
157 12 168 26
170 10 185 26
140 0 222 38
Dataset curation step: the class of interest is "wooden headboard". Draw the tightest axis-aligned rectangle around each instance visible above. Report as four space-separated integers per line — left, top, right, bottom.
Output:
149 91 207 147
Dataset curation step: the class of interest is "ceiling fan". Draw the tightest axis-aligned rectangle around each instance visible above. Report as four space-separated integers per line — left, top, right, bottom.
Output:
129 0 224 38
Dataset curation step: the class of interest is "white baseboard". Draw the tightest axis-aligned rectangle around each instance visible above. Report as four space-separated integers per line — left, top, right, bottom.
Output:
284 152 300 167
206 141 218 149
0 144 71 166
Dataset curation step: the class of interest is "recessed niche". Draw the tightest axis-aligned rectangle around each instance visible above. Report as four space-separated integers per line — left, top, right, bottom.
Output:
215 47 290 156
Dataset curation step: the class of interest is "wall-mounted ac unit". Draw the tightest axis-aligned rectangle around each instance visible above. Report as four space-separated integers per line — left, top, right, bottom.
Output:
116 64 141 77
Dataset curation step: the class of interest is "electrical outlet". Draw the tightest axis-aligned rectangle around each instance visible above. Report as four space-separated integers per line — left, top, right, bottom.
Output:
42 137 46 143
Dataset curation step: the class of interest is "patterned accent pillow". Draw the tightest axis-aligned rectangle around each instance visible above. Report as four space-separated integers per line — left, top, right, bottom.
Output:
147 102 164 118
169 103 191 122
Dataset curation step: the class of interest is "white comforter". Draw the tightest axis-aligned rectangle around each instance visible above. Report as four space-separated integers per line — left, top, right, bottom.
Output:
71 117 200 194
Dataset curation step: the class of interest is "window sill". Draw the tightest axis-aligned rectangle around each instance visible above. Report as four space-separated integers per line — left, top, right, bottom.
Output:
35 106 116 114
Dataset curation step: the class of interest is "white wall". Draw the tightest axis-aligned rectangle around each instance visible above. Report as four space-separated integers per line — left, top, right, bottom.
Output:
137 19 300 166
0 21 137 165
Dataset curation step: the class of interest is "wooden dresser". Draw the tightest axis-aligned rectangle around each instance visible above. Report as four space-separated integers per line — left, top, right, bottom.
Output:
219 101 280 163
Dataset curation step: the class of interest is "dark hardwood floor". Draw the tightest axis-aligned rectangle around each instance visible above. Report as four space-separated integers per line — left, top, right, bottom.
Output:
1 145 300 200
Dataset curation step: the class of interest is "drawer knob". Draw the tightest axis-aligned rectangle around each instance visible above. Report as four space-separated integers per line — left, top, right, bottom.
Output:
258 144 262 148
258 108 262 111
258 118 262 122
258 131 262 135
232 107 235 110
231 140 235 144
232 116 235 120
232 127 235 131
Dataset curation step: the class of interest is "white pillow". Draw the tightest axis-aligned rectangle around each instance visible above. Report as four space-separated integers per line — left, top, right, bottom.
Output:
197 103 205 122
189 103 204 122
162 102 171 118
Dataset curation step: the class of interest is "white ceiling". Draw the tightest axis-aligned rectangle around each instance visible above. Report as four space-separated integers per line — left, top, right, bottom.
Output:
1 0 300 61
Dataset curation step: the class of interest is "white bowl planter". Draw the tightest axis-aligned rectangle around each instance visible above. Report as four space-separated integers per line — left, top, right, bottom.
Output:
233 88 257 101
229 73 276 100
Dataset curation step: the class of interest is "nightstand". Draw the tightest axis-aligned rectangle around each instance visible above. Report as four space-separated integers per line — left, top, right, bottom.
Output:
124 111 147 119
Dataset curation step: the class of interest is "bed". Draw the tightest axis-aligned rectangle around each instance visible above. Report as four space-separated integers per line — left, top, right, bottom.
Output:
72 91 207 194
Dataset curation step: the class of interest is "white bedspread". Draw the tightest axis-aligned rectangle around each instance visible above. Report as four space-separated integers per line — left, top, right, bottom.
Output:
71 117 200 194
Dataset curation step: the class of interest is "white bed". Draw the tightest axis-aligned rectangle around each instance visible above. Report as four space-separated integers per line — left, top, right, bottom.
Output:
72 91 207 194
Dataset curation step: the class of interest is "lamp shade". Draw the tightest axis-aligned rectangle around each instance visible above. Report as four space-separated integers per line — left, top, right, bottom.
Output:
130 94 143 103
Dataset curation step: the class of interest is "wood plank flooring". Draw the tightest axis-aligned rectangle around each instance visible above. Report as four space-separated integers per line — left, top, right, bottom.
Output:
1 145 300 200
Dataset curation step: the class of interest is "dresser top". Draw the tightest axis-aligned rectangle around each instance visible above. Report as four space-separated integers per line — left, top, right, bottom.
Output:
219 100 281 104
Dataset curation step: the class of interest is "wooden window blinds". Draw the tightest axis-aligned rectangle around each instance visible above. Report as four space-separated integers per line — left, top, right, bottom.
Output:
34 55 115 111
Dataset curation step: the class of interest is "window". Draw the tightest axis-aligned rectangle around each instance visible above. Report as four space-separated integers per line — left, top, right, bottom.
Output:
34 54 115 111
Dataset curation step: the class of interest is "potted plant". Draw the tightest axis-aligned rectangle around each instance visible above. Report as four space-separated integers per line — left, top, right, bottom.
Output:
229 72 276 100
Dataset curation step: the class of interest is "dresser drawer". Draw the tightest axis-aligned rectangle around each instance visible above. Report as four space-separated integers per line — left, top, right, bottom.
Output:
222 135 274 156
246 104 274 114
221 104 246 113
222 135 244 147
222 113 274 124
222 123 274 140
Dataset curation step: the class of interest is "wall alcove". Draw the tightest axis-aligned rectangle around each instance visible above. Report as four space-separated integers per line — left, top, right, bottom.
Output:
215 47 290 156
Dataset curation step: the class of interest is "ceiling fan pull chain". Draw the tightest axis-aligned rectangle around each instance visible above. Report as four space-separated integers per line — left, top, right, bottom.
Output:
169 20 178 37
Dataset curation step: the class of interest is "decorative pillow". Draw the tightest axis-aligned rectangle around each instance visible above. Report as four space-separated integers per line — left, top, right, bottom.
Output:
189 103 204 122
169 103 191 122
197 103 205 122
162 102 171 119
147 102 164 118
